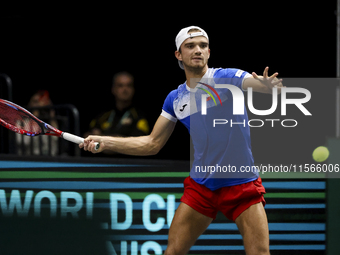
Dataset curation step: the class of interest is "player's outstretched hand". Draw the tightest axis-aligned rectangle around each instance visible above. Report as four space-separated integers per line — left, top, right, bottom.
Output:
79 135 104 153
252 66 284 93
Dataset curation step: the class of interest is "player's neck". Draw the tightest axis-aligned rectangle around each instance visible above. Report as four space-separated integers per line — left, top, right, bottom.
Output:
185 65 208 88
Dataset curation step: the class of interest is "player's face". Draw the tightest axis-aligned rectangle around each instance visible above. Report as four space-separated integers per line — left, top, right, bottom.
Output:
177 36 210 71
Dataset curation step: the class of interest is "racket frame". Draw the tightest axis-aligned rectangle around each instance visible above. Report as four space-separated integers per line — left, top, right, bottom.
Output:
0 99 99 150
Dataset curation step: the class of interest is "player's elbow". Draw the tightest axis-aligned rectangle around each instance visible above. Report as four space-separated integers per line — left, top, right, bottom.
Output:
148 148 160 156
146 136 162 156
147 142 161 156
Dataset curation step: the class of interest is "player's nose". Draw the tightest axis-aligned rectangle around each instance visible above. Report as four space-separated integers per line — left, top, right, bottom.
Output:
194 45 202 54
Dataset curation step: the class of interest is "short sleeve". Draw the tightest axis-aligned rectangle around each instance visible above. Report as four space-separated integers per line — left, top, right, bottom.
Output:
161 90 178 122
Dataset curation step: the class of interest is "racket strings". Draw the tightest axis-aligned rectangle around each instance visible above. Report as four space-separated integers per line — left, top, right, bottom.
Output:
0 103 42 135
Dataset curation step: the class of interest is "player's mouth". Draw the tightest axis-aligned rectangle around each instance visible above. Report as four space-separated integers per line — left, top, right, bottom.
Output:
192 57 203 61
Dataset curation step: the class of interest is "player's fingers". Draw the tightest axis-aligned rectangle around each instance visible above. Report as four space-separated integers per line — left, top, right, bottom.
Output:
86 142 92 152
83 137 94 151
90 141 99 153
85 136 93 142
263 66 269 78
87 135 100 143
82 136 102 153
92 145 98 153
252 72 259 79
269 72 279 81
84 139 91 151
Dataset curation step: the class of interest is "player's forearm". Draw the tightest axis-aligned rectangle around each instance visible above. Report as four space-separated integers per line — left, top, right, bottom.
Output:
82 116 175 155
100 135 160 156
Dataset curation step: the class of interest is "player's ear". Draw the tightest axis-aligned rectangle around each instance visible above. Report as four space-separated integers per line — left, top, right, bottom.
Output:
208 48 211 59
175 50 182 61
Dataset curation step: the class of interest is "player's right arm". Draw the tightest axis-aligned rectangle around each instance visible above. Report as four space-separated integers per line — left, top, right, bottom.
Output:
80 115 176 155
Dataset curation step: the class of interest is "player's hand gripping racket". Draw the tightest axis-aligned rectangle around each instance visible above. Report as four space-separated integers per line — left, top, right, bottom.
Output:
0 99 99 150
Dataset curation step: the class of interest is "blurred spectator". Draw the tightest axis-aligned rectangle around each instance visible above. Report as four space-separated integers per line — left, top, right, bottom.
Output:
16 90 59 156
87 72 150 138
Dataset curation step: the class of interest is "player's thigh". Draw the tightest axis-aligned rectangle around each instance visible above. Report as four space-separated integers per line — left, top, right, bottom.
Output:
165 203 213 255
235 202 270 255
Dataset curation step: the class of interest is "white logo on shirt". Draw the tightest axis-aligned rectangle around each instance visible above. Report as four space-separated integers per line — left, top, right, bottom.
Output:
235 70 244 77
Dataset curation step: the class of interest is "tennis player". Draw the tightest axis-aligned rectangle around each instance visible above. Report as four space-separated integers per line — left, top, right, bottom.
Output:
81 26 283 255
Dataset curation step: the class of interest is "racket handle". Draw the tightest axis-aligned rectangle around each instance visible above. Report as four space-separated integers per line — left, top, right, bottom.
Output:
62 132 100 151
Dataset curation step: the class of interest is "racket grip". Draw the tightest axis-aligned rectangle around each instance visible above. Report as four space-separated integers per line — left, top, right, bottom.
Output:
62 132 100 151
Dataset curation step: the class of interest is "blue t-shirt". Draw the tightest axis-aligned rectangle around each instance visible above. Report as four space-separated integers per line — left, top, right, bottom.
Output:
161 68 259 191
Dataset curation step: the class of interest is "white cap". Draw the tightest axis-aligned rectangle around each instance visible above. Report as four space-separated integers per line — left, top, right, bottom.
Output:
175 26 209 69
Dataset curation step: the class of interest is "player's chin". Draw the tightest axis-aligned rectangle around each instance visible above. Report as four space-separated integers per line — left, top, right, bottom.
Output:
188 62 205 69
194 60 208 67
183 60 206 71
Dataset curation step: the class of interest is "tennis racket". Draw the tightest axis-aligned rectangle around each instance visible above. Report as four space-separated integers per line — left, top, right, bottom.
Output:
0 99 99 150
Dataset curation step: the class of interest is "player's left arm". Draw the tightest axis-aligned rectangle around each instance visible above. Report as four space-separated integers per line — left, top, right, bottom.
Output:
243 66 284 94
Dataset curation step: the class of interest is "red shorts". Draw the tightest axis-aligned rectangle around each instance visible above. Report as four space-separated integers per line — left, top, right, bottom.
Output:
180 177 266 222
